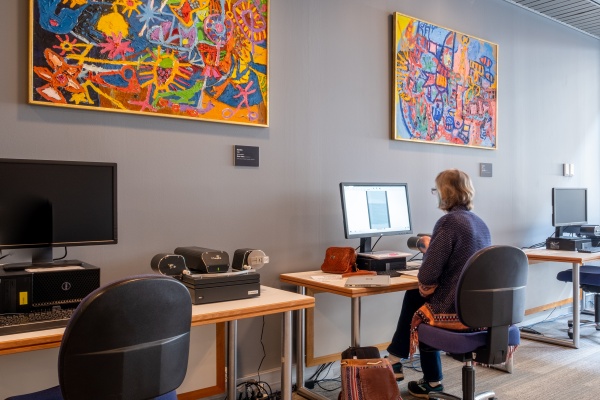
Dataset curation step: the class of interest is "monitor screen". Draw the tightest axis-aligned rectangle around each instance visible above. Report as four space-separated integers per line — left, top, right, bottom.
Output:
340 182 412 252
0 158 117 264
552 187 587 228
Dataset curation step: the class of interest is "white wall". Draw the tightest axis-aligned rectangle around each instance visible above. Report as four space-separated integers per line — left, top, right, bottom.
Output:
1 0 599 396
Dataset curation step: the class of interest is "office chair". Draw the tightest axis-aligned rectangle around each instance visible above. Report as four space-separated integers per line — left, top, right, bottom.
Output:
556 264 600 338
6 274 192 400
417 245 529 400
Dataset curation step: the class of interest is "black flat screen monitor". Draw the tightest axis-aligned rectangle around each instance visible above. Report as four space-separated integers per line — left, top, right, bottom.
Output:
0 158 117 265
339 182 412 253
552 187 587 237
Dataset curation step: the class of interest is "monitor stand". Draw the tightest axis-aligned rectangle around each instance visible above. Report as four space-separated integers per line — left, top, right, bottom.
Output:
31 246 54 264
2 247 82 272
359 237 372 253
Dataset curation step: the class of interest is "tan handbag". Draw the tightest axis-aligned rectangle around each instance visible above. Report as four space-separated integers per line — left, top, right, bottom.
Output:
320 247 357 274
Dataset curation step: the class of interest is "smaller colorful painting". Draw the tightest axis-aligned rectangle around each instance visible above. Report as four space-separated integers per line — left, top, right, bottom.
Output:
393 12 498 149
29 0 269 127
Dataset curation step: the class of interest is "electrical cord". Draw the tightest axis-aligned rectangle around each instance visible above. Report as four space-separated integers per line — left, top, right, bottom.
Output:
232 316 277 400
0 250 11 261
524 230 557 249
370 235 383 252
402 355 422 373
518 307 572 336
408 252 422 261
257 316 266 383
354 235 384 252
305 362 341 390
53 246 68 261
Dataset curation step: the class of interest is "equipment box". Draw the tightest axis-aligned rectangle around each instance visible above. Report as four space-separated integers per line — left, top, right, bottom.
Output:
180 271 260 305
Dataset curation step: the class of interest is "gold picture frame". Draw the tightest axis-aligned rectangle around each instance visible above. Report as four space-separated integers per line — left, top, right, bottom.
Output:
29 0 269 127
393 12 497 149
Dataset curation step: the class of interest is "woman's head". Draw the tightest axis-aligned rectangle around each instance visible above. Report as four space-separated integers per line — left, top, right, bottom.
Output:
434 169 475 211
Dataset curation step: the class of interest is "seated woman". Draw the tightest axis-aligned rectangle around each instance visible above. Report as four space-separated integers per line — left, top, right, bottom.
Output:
386 169 491 398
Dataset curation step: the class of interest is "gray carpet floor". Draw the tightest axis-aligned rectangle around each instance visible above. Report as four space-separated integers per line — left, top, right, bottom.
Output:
299 314 600 399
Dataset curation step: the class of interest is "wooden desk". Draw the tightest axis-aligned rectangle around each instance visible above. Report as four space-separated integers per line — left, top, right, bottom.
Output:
0 285 314 400
280 270 418 400
524 248 600 348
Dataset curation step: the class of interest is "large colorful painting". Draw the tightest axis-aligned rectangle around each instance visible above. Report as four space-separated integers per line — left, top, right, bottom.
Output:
29 0 269 126
393 13 497 149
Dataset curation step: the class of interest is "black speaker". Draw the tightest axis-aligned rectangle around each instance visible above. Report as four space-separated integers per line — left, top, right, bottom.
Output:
174 246 230 273
151 253 188 277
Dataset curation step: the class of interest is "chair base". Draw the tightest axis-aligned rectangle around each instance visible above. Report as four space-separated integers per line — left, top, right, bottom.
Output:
427 363 497 400
428 391 496 400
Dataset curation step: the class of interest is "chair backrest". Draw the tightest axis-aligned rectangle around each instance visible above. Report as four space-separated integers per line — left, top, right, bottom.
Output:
456 245 528 364
58 274 192 400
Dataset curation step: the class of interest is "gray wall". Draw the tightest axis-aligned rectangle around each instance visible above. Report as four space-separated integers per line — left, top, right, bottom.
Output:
1 0 599 390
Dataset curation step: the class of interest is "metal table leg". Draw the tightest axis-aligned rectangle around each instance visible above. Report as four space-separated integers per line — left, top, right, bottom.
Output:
351 297 361 347
520 262 581 349
294 286 328 400
227 320 237 399
281 310 292 400
572 262 580 348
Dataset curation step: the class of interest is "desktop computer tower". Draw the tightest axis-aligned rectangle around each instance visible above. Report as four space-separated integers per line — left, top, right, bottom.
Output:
545 237 591 251
0 261 100 314
356 255 407 273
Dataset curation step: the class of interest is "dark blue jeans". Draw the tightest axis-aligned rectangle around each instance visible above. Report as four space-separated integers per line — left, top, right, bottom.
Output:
386 289 443 382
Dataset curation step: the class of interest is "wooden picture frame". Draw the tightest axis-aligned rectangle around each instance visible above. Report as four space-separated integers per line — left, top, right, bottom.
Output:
393 12 497 149
29 0 269 127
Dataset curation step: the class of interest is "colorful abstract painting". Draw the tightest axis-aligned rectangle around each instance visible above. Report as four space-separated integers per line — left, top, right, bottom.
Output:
29 0 269 126
393 13 497 149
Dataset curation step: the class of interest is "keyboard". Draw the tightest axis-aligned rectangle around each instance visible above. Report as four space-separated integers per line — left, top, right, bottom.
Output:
578 247 600 253
0 308 76 336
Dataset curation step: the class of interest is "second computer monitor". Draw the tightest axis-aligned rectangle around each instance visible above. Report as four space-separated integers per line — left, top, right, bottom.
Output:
552 187 587 237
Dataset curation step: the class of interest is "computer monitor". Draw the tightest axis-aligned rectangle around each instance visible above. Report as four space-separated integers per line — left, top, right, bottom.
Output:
0 158 118 265
552 187 587 237
339 182 412 253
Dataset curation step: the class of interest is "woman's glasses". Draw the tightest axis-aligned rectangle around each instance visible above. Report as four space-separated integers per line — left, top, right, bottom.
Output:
431 188 438 195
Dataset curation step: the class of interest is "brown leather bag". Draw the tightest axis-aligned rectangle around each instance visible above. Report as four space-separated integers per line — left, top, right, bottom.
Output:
320 247 356 274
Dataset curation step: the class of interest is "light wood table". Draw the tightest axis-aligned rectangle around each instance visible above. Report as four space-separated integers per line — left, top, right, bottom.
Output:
0 285 314 400
524 248 600 348
280 270 419 400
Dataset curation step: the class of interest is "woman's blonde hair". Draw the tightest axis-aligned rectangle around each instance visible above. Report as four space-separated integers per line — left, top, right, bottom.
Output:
435 169 475 211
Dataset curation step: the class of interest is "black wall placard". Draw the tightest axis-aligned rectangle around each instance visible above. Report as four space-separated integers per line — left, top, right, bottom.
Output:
234 145 259 167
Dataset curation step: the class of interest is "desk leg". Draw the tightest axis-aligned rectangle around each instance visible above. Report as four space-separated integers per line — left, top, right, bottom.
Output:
227 320 237 399
351 297 360 347
294 286 329 400
572 262 580 348
281 310 292 400
520 262 580 349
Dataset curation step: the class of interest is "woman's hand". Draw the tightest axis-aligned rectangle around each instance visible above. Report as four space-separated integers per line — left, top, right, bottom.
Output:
417 236 431 253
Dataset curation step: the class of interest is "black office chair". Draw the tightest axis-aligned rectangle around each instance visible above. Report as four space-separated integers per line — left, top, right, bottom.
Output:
5 274 192 400
556 264 600 338
417 245 529 400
